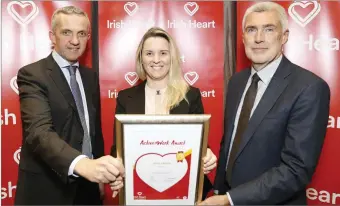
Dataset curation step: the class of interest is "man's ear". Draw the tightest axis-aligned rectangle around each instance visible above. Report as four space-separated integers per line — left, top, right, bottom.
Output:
49 30 56 45
282 29 289 45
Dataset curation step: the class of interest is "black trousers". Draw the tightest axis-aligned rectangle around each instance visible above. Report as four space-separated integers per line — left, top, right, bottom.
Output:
73 177 102 205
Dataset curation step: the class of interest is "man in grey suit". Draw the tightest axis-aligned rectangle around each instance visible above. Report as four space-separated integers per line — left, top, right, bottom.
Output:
200 2 330 205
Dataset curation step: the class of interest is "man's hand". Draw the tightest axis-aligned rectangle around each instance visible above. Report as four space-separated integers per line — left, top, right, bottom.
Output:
74 155 125 183
198 195 230 205
110 176 124 198
203 148 217 174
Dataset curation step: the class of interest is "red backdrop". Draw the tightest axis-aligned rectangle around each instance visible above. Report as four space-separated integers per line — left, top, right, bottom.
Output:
2 0 340 205
236 1 340 205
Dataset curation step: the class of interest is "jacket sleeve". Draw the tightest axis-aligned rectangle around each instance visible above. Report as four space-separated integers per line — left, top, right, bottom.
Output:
189 87 204 114
17 67 81 183
93 71 104 158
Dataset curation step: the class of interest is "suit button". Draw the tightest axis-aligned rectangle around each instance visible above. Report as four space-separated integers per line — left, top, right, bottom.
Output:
78 139 83 145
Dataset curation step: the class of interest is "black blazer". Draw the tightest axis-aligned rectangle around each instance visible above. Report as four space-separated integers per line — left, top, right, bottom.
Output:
15 54 104 205
214 56 330 204
112 81 213 198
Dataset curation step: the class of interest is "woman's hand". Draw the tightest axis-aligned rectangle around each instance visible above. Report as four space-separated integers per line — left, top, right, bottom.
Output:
202 148 217 174
110 175 124 198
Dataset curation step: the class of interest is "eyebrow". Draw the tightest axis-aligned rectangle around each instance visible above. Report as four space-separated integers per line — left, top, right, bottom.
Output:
245 24 277 30
262 24 276 28
143 49 169 52
60 28 87 32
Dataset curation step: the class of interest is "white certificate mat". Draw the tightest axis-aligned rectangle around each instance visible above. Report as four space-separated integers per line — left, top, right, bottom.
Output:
123 123 203 205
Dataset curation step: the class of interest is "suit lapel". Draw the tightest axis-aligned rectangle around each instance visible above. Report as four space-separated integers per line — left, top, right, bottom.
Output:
224 70 251 153
47 54 78 113
235 56 292 159
78 67 95 138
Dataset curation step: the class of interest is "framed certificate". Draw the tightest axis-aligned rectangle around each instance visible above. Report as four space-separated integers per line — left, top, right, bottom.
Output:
115 114 211 205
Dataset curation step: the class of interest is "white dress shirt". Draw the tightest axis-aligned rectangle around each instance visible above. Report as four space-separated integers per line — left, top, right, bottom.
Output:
226 55 282 205
51 51 90 176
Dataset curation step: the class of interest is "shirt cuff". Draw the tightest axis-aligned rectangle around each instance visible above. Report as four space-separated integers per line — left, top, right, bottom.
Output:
68 155 88 177
227 192 234 206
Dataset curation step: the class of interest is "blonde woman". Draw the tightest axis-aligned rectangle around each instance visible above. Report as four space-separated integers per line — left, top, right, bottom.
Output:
110 27 217 198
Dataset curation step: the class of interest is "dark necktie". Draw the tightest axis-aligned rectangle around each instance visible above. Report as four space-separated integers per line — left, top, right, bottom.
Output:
226 73 261 183
67 65 92 158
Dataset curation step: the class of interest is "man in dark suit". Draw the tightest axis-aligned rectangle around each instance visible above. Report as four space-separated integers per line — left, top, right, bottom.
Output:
15 6 124 205
200 2 330 205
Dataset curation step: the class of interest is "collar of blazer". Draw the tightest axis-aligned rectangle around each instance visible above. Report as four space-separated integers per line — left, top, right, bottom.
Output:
230 55 294 160
125 80 190 114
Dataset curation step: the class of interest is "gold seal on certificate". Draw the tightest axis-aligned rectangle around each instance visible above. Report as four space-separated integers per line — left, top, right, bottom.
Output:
115 114 210 205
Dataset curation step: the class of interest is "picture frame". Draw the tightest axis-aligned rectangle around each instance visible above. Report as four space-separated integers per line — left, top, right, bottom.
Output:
115 114 211 205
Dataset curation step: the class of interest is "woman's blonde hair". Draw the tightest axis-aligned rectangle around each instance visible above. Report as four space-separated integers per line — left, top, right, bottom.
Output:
136 27 189 110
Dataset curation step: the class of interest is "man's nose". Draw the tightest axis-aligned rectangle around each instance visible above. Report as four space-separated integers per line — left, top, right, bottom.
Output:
255 30 265 43
70 34 80 45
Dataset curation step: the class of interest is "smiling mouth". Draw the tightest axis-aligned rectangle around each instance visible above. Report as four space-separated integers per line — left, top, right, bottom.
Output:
151 66 163 69
68 48 79 52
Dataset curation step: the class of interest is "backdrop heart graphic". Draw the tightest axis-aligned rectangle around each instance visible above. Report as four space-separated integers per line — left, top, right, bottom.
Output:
125 72 139 86
13 147 21 165
288 1 321 27
124 2 138 16
184 2 199 16
10 76 19 95
135 153 188 193
184 71 199 85
7 1 39 26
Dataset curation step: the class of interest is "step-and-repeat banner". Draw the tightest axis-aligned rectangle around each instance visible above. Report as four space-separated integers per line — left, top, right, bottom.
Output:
97 1 224 204
1 1 92 205
1 1 224 205
236 1 340 205
2 0 339 205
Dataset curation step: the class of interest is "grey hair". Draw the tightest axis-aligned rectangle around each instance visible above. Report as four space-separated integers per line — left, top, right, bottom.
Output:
242 2 288 32
51 6 90 32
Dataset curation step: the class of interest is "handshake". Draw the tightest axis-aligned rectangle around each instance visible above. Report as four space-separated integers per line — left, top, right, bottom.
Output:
74 155 125 197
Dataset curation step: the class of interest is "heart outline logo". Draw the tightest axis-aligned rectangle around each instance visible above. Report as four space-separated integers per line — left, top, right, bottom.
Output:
7 1 39 26
125 72 139 86
10 76 19 95
184 2 199 16
124 2 138 16
14 147 21 165
184 71 199 85
288 1 321 27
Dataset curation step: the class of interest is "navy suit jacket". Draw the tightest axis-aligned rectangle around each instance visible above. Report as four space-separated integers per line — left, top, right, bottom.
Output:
214 56 330 204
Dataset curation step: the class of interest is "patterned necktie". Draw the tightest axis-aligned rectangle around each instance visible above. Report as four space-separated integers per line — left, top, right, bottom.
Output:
67 65 92 158
226 73 261 183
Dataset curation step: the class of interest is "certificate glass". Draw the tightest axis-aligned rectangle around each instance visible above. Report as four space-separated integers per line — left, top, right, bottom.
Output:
115 114 211 205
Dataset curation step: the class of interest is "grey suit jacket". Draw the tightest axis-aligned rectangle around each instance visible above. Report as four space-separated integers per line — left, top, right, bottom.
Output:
214 56 330 204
